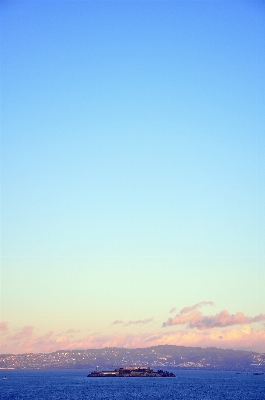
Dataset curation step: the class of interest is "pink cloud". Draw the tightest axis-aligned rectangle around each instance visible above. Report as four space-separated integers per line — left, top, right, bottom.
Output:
163 309 265 330
169 308 176 313
0 322 8 332
9 326 35 340
180 301 214 314
163 310 201 327
189 310 265 329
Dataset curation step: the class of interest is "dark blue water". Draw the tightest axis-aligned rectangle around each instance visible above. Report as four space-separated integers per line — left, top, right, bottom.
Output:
1 369 264 400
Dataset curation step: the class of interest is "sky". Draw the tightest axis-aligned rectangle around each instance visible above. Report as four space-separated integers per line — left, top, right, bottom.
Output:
1 0 265 354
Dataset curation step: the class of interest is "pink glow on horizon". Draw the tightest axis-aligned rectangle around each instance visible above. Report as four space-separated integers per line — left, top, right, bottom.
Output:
0 322 8 332
1 325 265 354
9 326 35 340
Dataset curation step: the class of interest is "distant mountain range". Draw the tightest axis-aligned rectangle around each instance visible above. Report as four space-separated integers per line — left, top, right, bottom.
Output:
1 345 264 372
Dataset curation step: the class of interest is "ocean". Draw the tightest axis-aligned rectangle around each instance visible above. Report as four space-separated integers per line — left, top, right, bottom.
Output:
1 369 264 400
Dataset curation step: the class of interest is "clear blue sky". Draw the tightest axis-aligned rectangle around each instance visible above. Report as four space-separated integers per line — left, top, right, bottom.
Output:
1 1 265 353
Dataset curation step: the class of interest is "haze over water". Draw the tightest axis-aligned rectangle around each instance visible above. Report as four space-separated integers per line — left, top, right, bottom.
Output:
1 1 265 355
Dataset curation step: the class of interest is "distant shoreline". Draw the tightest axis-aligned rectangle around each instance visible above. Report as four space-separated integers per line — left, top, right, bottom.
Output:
1 345 264 372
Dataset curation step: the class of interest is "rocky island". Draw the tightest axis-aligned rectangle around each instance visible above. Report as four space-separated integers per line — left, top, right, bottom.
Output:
87 366 175 377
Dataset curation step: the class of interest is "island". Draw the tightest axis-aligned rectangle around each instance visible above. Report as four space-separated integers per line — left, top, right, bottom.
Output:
87 366 175 377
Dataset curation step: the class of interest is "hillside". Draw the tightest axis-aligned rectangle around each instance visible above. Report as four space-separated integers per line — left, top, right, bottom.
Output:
1 345 265 371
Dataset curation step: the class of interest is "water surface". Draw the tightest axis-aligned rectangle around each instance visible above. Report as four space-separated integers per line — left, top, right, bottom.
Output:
1 369 264 399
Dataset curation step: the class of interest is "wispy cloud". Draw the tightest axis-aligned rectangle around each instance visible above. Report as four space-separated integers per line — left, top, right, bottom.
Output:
123 318 154 327
111 318 153 327
169 308 176 313
65 328 80 334
180 301 214 314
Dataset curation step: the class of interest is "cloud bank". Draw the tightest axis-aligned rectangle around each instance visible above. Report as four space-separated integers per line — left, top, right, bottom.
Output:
1 324 265 354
